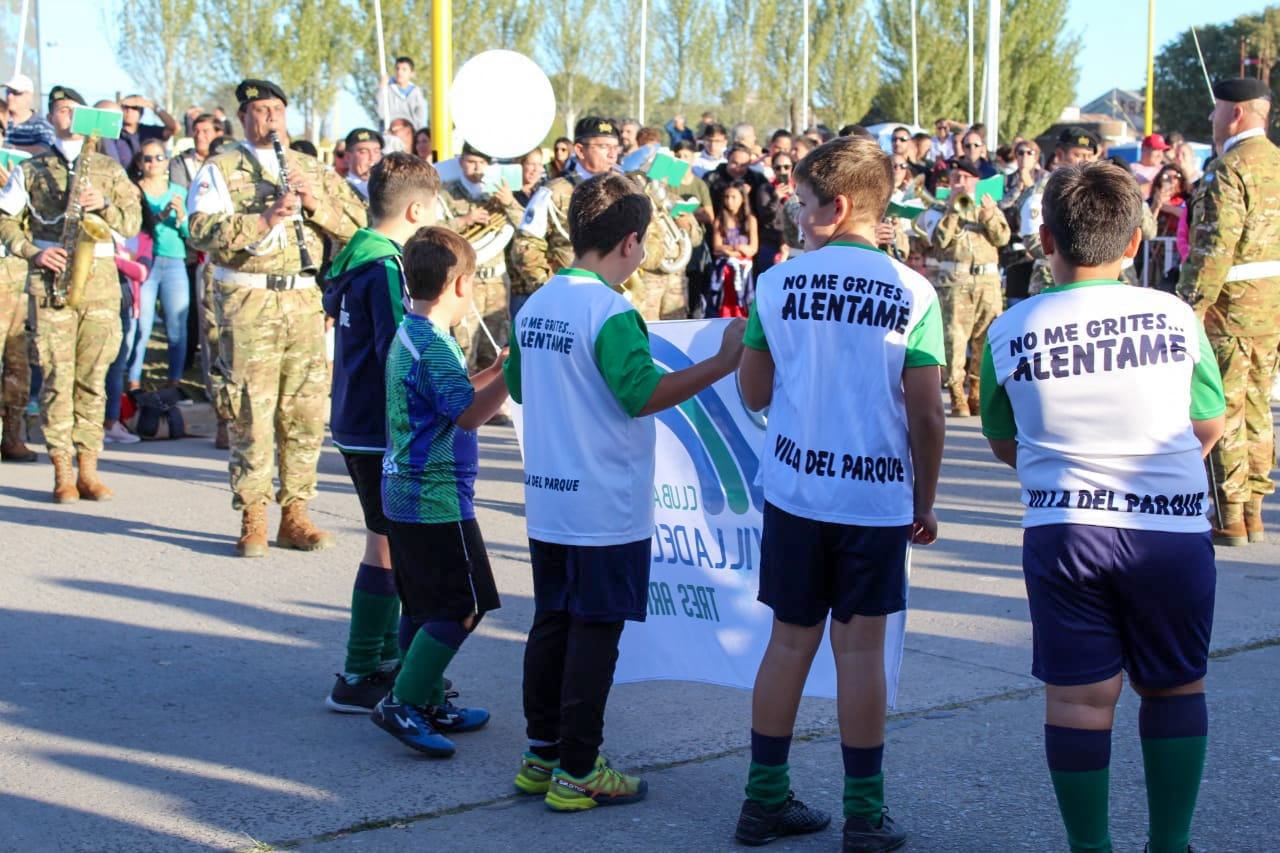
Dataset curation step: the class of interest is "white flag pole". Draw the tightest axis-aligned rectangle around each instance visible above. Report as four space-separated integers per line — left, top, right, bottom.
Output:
983 0 1000 149
802 0 810 132
910 0 920 128
373 0 389 131
638 0 648 125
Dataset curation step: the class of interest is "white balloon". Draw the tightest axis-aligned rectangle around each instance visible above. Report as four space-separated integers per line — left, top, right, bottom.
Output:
451 50 556 159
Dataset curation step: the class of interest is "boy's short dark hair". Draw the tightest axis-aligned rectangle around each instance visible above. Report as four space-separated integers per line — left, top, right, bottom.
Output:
402 226 476 301
1042 162 1143 268
568 173 652 258
395 56 414 69
792 135 893 219
368 152 442 224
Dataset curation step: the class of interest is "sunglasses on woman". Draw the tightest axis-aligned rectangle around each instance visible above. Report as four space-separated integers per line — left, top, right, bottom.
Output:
142 153 167 163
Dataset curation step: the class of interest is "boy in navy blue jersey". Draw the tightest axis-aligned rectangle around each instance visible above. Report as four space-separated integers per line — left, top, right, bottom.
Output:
370 226 510 758
322 153 440 714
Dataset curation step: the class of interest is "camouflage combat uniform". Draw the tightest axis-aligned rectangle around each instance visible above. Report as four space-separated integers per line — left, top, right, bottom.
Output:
917 197 1009 414
510 171 584 309
187 143 365 513
0 252 31 451
632 174 690 322
0 143 142 468
438 178 523 369
1177 131 1280 521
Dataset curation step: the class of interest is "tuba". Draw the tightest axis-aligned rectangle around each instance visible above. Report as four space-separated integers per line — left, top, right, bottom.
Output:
458 198 516 266
623 144 693 274
49 131 111 309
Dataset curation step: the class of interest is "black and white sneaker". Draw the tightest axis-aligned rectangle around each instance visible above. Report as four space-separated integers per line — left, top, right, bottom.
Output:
735 793 831 846
842 809 907 853
324 671 394 714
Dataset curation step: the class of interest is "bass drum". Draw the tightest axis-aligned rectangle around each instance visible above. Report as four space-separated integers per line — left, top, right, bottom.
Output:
450 50 556 159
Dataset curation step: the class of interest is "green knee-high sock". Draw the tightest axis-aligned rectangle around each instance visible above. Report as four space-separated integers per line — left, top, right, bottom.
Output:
842 744 886 822
745 730 792 808
1140 694 1208 853
379 600 401 665
393 626 460 707
345 564 399 677
1045 725 1112 853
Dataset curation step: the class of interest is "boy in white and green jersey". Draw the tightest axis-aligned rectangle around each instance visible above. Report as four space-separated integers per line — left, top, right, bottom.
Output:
504 173 745 811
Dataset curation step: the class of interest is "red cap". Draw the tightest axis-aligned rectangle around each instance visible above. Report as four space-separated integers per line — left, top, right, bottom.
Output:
1141 133 1171 151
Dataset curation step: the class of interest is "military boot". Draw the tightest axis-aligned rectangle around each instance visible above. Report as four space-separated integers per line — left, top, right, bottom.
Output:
214 420 229 450
237 505 269 558
0 411 37 462
1211 502 1248 547
1244 496 1265 544
948 387 971 418
277 501 336 551
50 452 79 503
75 450 114 501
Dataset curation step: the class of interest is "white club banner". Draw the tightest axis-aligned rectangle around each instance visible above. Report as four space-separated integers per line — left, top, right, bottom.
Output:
512 318 909 704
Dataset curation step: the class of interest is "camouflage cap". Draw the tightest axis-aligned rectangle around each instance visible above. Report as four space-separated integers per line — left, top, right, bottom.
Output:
573 116 619 142
1212 78 1271 103
1056 125 1099 152
47 85 86 110
235 79 288 109
460 141 492 162
344 127 384 149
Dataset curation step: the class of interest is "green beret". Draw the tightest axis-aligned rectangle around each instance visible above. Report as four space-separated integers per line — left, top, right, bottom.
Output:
236 79 288 109
344 127 384 149
47 85 86 110
1212 78 1271 103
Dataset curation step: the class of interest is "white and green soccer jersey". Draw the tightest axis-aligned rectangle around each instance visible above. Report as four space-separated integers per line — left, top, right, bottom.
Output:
745 242 945 526
505 268 663 546
981 279 1226 532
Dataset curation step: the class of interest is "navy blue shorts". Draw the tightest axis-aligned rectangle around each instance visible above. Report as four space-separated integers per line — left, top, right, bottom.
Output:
529 538 652 623
758 502 910 627
341 451 389 536
1022 524 1216 689
388 519 501 622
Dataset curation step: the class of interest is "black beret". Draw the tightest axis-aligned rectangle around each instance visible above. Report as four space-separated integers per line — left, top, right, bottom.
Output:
236 79 288 109
1056 125 1099 152
947 156 982 177
573 116 619 142
1212 78 1271 103
344 127 384 149
460 141 492 162
47 85 85 110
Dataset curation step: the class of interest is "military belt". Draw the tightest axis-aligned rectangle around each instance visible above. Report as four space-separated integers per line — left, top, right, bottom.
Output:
33 239 114 259
213 267 316 290
475 262 506 281
1224 261 1280 282
936 261 999 276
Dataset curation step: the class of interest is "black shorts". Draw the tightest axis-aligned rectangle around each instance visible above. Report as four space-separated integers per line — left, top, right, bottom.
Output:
387 519 501 623
758 502 910 627
529 538 652 623
1022 524 1215 689
341 451 389 535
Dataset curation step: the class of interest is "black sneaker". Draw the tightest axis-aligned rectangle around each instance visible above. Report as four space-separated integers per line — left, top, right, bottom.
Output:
735 793 831 846
324 671 393 714
842 810 907 853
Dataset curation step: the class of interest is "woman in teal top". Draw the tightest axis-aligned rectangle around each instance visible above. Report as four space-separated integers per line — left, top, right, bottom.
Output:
126 139 191 388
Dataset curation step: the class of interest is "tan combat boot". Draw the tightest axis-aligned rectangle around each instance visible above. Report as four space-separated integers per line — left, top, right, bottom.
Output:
50 452 79 503
75 450 114 501
0 411 37 462
948 387 970 418
277 501 336 551
214 420 230 450
1211 502 1248 547
1244 496 1265 544
237 505 269 558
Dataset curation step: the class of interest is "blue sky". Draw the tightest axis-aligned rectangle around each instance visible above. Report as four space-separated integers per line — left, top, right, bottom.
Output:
26 0 1273 132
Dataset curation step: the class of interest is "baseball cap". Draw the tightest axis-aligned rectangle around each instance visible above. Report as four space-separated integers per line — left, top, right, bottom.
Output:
1141 133 1170 151
344 127 384 149
4 73 33 94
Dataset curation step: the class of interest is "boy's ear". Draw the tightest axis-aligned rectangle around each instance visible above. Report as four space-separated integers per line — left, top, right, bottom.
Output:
1038 223 1055 257
1122 227 1142 260
832 194 852 227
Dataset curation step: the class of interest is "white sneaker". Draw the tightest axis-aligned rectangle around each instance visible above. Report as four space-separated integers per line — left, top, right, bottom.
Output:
104 422 141 444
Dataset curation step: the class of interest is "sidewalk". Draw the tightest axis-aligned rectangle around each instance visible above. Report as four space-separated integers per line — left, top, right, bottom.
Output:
0 418 1276 852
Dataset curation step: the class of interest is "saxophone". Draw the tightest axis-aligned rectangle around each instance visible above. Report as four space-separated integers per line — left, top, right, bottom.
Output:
49 131 112 309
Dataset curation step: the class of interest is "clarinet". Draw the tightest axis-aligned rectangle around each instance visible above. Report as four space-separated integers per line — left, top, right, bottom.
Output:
269 131 318 275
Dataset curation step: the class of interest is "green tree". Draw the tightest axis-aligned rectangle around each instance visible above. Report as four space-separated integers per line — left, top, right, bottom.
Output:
539 0 609 135
112 0 212 114
1153 21 1251 141
720 2 777 127
813 0 880 129
874 0 1077 138
653 0 722 108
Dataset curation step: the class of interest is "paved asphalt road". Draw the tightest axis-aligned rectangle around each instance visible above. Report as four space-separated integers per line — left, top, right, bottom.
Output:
1 416 1277 852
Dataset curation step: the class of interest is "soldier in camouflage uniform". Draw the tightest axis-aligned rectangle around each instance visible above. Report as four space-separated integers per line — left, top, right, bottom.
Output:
511 117 620 318
187 79 366 557
0 248 36 463
631 169 694 321
915 157 1009 416
438 142 523 371
1021 127 1157 295
0 86 142 501
1177 78 1280 547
